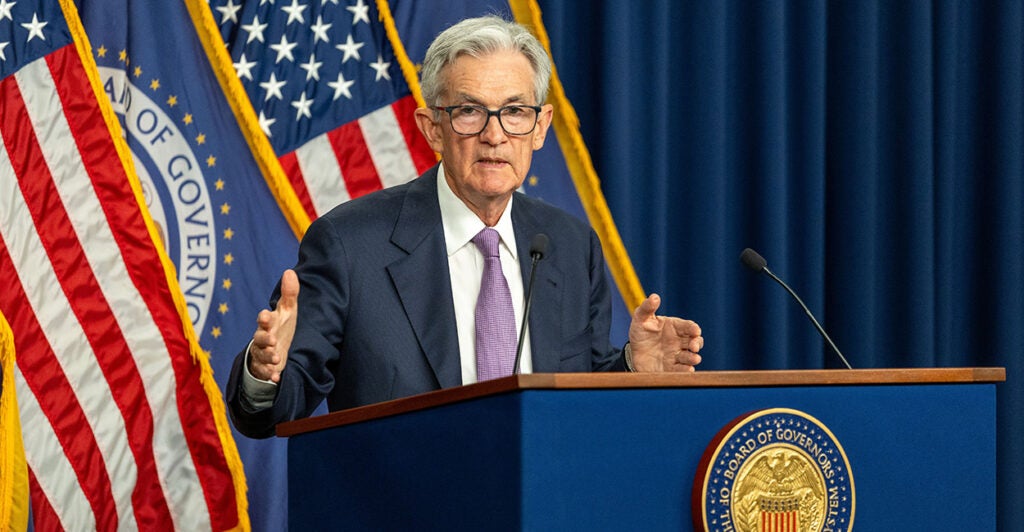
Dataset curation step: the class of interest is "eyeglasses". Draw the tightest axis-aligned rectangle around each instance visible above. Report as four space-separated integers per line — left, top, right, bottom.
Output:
432 104 542 136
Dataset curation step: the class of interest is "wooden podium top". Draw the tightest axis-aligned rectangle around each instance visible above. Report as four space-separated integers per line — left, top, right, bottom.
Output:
275 367 1005 437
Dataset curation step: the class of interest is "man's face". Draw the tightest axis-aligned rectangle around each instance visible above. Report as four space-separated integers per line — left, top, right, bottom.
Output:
416 50 553 212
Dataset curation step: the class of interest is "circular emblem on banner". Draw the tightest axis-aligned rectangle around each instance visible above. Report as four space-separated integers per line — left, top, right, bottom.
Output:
692 408 855 532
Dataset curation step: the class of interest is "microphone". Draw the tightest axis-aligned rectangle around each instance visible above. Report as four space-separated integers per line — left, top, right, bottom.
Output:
739 248 853 369
514 233 548 374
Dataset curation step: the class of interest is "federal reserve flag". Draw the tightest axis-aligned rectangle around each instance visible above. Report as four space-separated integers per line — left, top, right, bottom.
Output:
0 0 247 529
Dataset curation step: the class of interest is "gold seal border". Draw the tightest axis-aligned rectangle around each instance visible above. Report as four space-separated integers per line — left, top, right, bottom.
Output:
692 407 856 532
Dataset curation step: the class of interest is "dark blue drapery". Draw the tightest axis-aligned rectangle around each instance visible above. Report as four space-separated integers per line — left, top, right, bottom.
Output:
539 1 1022 525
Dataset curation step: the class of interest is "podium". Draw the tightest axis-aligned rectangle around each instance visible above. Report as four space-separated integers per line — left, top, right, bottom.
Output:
278 368 1004 530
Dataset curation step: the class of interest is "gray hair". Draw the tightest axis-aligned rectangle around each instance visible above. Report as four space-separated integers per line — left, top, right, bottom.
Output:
419 15 552 107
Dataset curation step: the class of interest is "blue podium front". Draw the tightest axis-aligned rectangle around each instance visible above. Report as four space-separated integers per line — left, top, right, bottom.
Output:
281 369 1002 531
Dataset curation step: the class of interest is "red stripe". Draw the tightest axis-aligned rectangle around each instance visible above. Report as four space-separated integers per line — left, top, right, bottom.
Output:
46 46 238 529
393 95 437 173
27 469 62 532
328 120 382 199
0 236 116 531
279 150 318 221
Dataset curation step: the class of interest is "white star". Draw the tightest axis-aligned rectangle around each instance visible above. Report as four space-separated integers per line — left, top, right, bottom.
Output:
346 0 370 26
310 15 331 44
291 92 313 120
21 13 48 43
233 52 257 81
321 0 338 4
369 54 391 81
259 72 286 101
216 0 241 24
241 15 268 44
0 0 15 22
299 53 323 81
335 34 364 63
0 42 8 61
258 110 276 136
327 72 354 100
259 0 275 4
281 0 307 26
269 34 298 63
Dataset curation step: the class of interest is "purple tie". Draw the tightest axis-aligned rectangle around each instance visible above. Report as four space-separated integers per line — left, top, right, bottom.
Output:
472 228 517 381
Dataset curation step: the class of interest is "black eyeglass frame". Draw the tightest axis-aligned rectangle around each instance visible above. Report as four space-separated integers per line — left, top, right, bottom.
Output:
431 104 543 136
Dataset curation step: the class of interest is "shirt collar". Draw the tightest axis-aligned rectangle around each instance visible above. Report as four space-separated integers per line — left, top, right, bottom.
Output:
437 163 518 259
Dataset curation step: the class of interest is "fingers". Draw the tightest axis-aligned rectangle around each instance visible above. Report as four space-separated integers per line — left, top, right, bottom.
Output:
632 293 661 322
278 269 300 311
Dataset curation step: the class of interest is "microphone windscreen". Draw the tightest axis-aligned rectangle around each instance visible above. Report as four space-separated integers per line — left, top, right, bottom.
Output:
530 233 549 259
740 248 767 272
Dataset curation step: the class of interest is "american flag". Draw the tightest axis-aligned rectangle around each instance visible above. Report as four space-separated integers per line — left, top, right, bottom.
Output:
214 0 436 219
0 0 246 529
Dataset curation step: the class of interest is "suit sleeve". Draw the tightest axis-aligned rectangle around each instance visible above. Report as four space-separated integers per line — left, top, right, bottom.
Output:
226 216 350 438
587 229 628 372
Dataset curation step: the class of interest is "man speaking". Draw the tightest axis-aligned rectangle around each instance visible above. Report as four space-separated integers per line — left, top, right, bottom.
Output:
226 15 704 439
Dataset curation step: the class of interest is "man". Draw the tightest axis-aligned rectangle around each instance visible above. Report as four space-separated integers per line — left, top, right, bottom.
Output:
226 16 703 439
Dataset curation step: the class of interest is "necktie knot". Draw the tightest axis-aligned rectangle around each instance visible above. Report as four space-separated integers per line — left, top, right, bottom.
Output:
472 227 501 258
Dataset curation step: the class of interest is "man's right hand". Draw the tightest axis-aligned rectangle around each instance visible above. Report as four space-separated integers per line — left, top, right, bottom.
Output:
249 269 300 383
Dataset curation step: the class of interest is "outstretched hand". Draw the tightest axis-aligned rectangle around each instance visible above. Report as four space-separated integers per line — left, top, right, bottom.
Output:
628 293 703 372
249 269 300 383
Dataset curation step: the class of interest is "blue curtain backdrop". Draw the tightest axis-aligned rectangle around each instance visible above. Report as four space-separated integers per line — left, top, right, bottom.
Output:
538 0 1022 525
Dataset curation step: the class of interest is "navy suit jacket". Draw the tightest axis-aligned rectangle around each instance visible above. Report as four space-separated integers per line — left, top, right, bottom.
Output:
227 166 625 438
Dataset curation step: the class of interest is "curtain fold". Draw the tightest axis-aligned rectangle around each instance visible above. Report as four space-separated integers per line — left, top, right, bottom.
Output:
540 0 1023 526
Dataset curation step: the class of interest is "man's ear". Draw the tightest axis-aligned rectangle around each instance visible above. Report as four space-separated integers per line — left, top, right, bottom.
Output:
414 108 444 153
531 103 555 151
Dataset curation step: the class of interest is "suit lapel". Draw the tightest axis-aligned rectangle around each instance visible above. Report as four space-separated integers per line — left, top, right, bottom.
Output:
513 199 563 373
387 168 463 388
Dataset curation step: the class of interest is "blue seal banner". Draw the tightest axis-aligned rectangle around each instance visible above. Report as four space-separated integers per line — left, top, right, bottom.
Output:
692 408 855 532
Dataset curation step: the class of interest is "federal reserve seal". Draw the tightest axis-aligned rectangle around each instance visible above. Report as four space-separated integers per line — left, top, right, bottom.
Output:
692 408 854 532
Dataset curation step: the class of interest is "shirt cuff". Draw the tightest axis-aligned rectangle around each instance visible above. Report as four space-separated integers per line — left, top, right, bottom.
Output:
239 339 279 412
623 343 637 372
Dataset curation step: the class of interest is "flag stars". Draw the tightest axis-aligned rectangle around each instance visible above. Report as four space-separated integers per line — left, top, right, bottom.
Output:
270 35 297 63
336 34 364 63
0 42 8 62
310 15 331 44
223 227 234 239
370 54 391 81
299 53 323 81
196 133 206 144
183 113 194 125
216 0 242 25
281 0 308 25
242 15 268 44
134 66 143 78
218 302 230 314
0 0 15 22
258 111 276 136
234 52 257 81
149 79 160 90
220 203 231 214
528 175 539 187
347 0 370 25
260 72 286 101
167 95 178 107
223 253 234 265
97 45 108 57
119 49 128 62
206 155 216 167
222 278 233 290
328 72 353 100
291 92 313 120
215 179 225 191
22 13 49 43
211 327 223 338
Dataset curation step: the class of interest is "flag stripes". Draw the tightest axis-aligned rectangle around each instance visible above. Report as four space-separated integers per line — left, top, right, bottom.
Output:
0 39 239 530
281 95 435 220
